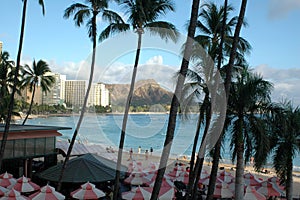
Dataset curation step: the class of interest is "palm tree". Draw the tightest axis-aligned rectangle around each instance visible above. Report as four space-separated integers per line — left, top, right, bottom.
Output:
150 0 201 199
99 1 178 198
0 51 15 100
0 0 45 170
227 68 273 199
267 101 300 200
58 0 114 190
206 1 249 199
184 2 251 198
21 60 55 125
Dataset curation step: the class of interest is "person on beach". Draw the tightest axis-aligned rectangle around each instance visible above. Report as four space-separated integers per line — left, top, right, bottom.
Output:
150 147 153 156
138 146 141 154
145 150 149 160
128 148 133 161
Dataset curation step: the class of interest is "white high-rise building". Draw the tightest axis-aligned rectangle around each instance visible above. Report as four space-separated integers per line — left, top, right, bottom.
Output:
42 73 66 105
88 83 110 107
64 80 86 107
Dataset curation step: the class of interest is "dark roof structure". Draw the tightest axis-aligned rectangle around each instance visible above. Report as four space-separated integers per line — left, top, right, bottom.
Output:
0 124 71 140
0 124 71 132
37 153 127 183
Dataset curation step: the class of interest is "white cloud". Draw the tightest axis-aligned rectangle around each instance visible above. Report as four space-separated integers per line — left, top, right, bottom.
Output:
146 55 163 65
254 65 300 106
268 0 300 19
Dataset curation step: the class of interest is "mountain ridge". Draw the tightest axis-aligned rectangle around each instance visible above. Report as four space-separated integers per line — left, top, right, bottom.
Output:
106 79 173 106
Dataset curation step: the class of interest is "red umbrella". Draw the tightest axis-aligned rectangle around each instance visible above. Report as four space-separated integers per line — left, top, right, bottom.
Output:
122 186 175 200
29 184 65 200
244 186 265 200
0 189 29 200
122 187 150 200
174 172 189 184
218 170 234 183
256 181 281 198
213 183 234 199
0 186 9 197
10 176 40 193
70 182 106 199
0 172 17 188
167 165 184 178
244 172 262 186
124 173 151 186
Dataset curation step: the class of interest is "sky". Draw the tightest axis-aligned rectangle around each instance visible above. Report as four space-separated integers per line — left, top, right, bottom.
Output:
1 0 300 105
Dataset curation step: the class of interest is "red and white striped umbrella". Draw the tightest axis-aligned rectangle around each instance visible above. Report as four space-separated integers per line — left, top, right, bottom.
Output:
122 186 175 200
218 170 234 183
124 173 151 186
213 183 234 199
29 184 65 200
175 171 189 184
244 186 265 200
256 181 281 198
10 176 40 193
244 172 262 186
122 187 151 200
199 176 223 186
70 182 105 199
0 172 17 188
0 189 29 200
0 186 9 197
167 165 185 178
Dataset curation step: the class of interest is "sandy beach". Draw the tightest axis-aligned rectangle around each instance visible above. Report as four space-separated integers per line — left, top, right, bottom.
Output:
119 151 300 198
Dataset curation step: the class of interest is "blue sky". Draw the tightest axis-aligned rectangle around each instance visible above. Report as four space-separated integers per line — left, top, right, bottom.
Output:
1 0 300 105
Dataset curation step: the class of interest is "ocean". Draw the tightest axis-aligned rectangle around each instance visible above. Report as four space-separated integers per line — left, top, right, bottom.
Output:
18 113 300 172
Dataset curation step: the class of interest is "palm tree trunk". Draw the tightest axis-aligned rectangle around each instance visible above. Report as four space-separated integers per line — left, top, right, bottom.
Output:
186 111 202 198
235 141 245 199
216 0 227 71
286 156 293 200
192 105 211 199
113 31 142 200
57 14 97 191
22 84 36 125
0 0 27 170
150 1 201 199
206 137 221 200
224 0 248 97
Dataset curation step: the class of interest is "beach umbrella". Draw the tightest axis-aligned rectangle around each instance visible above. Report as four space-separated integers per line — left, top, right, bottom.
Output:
218 170 234 183
9 176 40 193
244 172 262 186
244 186 265 200
124 173 151 186
122 187 151 200
199 176 223 186
256 181 281 198
174 171 189 184
70 182 106 199
0 172 17 188
142 186 175 200
0 186 9 197
29 184 65 200
147 177 174 188
167 165 185 178
0 189 29 200
213 183 234 199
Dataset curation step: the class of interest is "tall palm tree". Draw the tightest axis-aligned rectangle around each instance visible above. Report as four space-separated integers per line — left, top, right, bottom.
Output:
267 101 300 200
0 51 15 100
150 0 200 199
0 0 45 170
99 1 178 198
227 68 272 199
206 1 249 199
58 0 114 190
21 60 55 125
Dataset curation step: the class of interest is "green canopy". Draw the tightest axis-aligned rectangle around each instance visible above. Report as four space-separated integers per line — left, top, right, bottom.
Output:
37 153 127 183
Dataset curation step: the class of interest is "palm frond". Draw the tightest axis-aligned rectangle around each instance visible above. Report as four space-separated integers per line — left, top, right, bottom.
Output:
99 23 130 42
145 21 179 42
38 0 45 15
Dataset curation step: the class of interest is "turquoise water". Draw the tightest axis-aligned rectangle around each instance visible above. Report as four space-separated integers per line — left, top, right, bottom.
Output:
18 113 300 171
